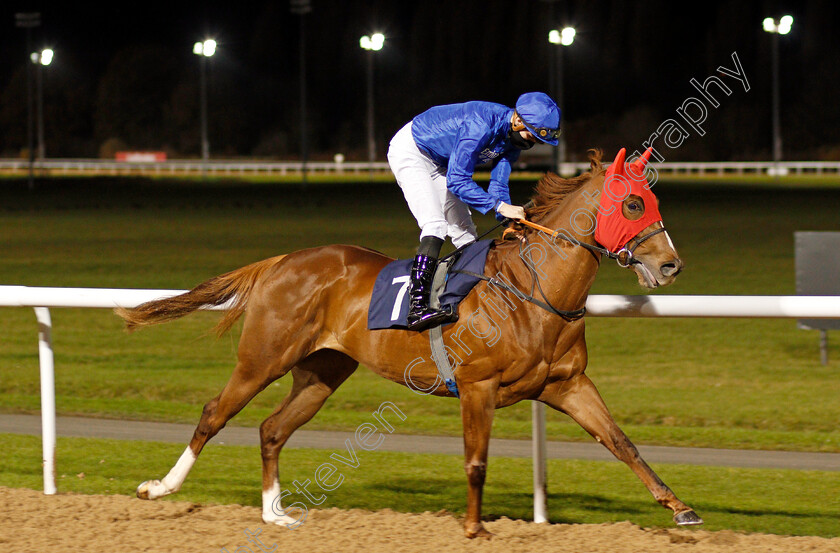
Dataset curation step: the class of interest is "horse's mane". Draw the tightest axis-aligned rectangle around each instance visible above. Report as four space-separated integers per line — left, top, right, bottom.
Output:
526 148 606 224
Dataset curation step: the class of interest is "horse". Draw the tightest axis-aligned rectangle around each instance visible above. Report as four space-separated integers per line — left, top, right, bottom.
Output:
116 147 701 538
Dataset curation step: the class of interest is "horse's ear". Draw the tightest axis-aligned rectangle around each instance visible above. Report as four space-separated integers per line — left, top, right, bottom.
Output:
611 148 627 172
628 146 654 176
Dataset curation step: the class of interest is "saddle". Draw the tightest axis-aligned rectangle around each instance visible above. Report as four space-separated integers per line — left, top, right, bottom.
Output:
367 240 493 331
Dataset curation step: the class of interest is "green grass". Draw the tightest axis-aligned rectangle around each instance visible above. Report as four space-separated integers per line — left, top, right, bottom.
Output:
3 433 838 538
656 173 840 188
1 177 840 454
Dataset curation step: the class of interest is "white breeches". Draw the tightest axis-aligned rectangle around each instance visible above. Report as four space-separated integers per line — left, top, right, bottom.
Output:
387 122 478 248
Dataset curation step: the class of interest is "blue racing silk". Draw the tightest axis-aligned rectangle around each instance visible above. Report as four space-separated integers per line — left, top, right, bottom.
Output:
411 101 520 214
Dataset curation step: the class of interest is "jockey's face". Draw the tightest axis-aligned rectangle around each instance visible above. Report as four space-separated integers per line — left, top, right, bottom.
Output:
511 115 537 143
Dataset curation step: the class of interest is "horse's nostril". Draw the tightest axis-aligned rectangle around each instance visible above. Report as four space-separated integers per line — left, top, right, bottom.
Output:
660 260 682 277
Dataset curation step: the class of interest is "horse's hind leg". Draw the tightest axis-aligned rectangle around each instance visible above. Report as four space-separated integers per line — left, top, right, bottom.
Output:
539 372 703 526
259 349 357 527
136 356 281 500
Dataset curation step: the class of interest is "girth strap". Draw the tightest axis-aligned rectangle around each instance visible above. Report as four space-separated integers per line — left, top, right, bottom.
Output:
429 258 460 398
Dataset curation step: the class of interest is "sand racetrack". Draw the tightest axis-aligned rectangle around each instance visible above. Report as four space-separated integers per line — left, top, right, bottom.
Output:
2 486 837 553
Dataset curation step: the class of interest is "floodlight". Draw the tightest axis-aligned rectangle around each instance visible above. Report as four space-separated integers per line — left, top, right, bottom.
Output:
561 27 575 46
203 39 217 56
193 39 216 57
30 48 53 66
361 33 385 51
763 15 793 35
778 15 793 35
371 33 385 50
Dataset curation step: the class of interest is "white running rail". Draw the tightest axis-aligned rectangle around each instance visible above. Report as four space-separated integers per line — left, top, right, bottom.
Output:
2 285 839 523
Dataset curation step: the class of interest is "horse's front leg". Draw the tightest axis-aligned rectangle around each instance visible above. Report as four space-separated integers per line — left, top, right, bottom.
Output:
459 378 498 538
540 372 703 526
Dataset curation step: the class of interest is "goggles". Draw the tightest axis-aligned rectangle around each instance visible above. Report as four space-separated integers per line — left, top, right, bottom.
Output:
513 111 561 140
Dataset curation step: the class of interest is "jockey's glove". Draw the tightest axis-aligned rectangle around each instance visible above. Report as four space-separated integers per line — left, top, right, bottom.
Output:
496 202 526 221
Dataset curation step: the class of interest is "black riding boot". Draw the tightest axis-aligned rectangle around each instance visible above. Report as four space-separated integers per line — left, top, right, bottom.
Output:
406 237 459 331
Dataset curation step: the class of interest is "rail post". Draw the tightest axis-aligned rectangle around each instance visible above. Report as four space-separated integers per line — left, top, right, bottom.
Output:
34 307 56 495
532 401 548 523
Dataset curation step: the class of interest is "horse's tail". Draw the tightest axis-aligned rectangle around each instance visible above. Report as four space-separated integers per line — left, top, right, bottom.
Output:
115 255 287 336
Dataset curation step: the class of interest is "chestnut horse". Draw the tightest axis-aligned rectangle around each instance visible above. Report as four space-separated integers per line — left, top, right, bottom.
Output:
117 148 701 537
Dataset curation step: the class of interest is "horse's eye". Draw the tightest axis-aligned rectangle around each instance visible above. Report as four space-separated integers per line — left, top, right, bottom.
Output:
629 202 640 211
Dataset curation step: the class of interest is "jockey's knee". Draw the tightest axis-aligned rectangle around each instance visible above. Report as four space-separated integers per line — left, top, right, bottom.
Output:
420 221 448 242
448 220 477 248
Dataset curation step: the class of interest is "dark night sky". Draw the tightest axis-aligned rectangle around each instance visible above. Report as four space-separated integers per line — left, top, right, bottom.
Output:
1 0 838 161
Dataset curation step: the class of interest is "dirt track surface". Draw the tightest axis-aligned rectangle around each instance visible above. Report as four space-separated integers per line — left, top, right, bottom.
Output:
3 487 838 553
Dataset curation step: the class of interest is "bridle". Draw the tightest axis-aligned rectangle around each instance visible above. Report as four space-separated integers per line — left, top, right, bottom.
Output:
516 218 668 269
445 217 669 323
614 224 668 268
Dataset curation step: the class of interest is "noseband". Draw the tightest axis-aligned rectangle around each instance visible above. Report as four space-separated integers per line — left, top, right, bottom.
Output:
615 225 668 268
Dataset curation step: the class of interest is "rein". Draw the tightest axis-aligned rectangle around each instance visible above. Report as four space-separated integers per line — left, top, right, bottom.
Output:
448 218 588 322
440 215 667 323
516 218 667 268
458 217 666 321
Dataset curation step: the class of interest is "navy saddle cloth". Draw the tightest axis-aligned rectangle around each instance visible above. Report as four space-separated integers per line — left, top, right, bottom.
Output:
367 240 493 330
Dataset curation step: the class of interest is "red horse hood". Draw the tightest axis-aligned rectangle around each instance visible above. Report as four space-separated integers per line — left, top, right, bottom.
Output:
594 147 662 253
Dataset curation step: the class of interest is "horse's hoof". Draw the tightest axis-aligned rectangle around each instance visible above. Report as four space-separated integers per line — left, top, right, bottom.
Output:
136 480 152 500
464 523 493 539
674 510 704 526
136 480 167 500
263 513 304 529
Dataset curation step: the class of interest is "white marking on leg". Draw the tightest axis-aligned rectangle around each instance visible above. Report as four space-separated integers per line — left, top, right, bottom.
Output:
262 480 282 522
137 446 196 500
262 479 303 528
161 446 197 492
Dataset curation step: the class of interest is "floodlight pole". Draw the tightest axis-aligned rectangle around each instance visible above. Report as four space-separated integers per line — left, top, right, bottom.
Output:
194 39 216 179
366 50 375 166
763 15 792 175
35 52 48 160
770 31 782 167
199 53 209 169
36 61 44 160
555 44 565 170
299 15 308 185
360 33 384 182
16 12 40 190
291 0 311 186
549 27 574 175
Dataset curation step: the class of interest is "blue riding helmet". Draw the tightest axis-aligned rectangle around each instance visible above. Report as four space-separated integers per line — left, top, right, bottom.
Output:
515 92 561 146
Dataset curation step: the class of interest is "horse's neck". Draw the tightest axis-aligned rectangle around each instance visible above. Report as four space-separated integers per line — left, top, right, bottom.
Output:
542 175 604 256
494 177 603 313
540 180 603 307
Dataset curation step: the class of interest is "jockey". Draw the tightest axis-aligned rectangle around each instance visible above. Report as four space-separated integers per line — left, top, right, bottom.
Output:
387 92 561 331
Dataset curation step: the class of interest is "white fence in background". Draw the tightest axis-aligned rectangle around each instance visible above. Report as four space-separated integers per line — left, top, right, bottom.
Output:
2 285 839 521
0 159 394 176
1 158 839 177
